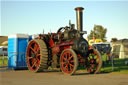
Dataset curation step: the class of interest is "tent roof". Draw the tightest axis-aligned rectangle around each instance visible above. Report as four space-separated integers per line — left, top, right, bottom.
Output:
113 39 128 45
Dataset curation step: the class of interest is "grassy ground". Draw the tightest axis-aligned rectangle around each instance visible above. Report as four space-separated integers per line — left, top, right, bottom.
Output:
0 56 8 66
101 58 128 74
0 55 128 74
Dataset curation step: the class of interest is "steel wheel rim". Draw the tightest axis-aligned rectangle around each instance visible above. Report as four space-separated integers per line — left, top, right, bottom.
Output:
61 50 75 74
86 50 100 73
27 40 41 72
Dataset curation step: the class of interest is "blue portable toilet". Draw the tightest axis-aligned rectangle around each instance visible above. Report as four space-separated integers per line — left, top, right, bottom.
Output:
28 35 32 41
8 34 29 69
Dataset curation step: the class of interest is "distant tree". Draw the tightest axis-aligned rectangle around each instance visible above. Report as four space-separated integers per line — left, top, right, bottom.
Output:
111 38 118 42
88 25 107 42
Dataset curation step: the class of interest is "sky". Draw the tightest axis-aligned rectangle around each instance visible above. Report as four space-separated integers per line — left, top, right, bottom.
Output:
1 0 128 41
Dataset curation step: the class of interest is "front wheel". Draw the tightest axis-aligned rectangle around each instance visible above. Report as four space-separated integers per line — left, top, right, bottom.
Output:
60 49 78 75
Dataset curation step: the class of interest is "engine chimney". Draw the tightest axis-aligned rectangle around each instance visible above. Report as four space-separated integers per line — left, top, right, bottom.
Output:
75 7 84 32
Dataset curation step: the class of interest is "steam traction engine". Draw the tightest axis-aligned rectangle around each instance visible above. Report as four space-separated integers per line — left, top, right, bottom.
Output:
26 7 102 75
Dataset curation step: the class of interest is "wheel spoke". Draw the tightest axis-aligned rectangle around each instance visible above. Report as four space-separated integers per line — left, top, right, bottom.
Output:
69 64 73 71
68 56 73 60
91 64 95 68
70 60 74 63
90 59 94 64
65 54 68 60
29 46 36 53
69 64 74 67
31 51 34 55
65 64 68 71
36 54 41 57
63 57 67 61
62 62 66 65
67 52 70 59
96 56 99 59
34 43 38 51
93 51 96 55
37 48 40 53
34 43 37 49
31 58 37 67
96 61 99 64
32 58 36 64
32 60 37 68
29 57 33 59
36 58 40 64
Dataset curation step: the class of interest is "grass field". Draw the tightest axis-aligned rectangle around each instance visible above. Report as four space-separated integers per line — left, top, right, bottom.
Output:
100 58 128 74
0 56 8 66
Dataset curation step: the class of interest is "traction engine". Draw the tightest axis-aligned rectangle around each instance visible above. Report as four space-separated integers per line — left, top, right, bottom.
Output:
26 7 102 75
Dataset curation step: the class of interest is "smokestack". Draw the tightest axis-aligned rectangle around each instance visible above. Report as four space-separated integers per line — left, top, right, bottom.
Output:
75 7 84 32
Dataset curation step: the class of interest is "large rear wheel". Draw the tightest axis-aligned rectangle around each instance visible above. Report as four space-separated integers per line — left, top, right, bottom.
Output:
26 39 48 72
60 49 78 75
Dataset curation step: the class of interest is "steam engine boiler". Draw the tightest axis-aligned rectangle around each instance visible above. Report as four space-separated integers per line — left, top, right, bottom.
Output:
26 7 102 75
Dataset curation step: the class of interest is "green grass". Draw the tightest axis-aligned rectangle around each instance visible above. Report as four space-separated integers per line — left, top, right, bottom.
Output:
0 55 128 74
100 58 128 74
0 56 8 66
